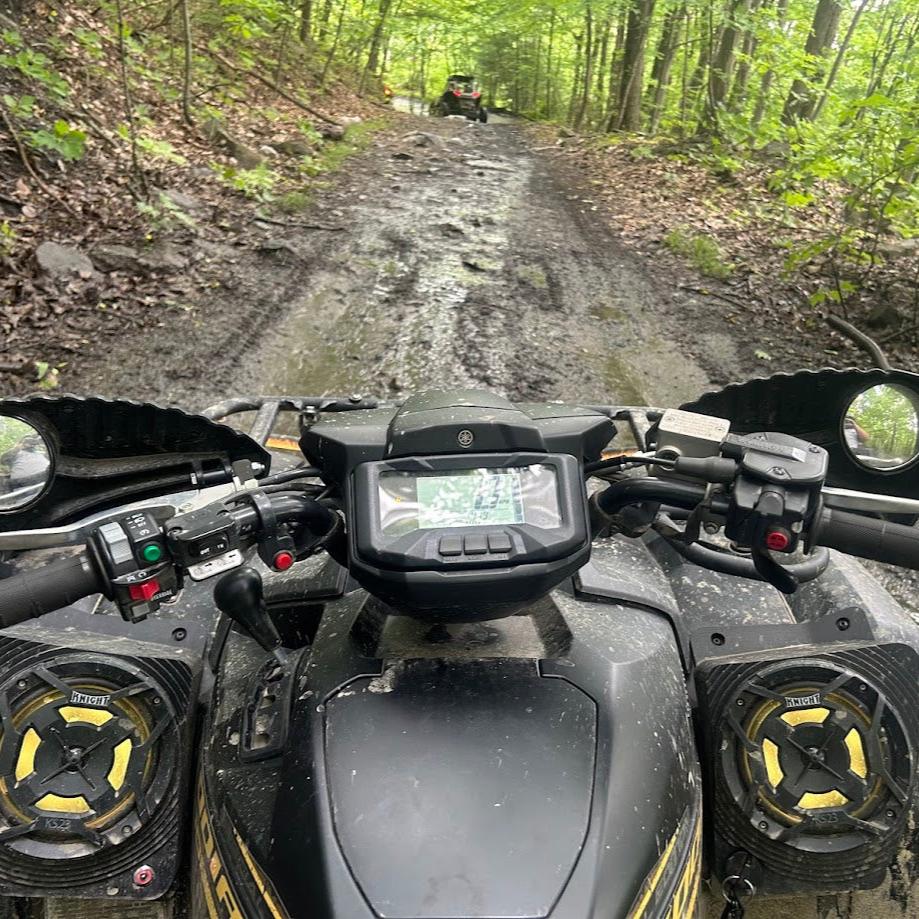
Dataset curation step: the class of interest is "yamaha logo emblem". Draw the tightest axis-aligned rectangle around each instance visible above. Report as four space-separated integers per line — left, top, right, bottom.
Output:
784 692 822 709
457 429 474 448
69 690 111 707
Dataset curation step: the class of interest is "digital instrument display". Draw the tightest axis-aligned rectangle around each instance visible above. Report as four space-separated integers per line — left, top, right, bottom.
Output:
379 465 561 535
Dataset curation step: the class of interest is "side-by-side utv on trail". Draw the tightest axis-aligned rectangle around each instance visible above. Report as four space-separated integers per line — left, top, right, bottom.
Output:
430 74 488 122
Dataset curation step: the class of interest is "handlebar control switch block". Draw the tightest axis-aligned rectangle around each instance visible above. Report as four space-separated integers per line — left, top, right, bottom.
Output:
91 516 182 622
722 432 829 592
165 505 240 568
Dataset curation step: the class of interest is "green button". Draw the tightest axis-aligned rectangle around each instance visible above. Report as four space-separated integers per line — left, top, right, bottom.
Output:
141 543 163 563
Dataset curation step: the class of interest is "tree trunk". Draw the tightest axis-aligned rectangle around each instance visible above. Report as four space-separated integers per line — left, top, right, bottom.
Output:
811 0 871 120
616 0 656 131
594 16 611 125
574 1 594 129
567 32 583 124
701 0 751 130
360 0 392 91
781 0 843 124
686 2 719 117
727 0 762 112
751 0 787 126
646 1 685 133
603 5 628 127
319 0 346 87
299 0 312 42
179 0 193 125
317 0 333 42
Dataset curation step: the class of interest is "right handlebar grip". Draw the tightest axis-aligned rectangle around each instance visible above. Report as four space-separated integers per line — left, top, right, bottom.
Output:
814 508 919 570
0 552 105 629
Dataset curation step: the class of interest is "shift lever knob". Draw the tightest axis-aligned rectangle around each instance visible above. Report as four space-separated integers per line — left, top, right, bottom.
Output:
214 567 286 659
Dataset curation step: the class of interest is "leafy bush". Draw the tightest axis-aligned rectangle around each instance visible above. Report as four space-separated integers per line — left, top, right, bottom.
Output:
0 36 70 99
136 192 198 232
276 190 311 213
212 162 278 201
26 120 87 161
664 228 734 279
119 125 188 165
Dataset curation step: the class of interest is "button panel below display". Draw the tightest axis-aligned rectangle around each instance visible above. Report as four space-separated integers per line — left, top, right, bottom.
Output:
438 533 513 558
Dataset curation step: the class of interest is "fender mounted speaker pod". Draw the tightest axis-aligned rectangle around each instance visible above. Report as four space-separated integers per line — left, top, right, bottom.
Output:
0 636 199 900
696 644 919 896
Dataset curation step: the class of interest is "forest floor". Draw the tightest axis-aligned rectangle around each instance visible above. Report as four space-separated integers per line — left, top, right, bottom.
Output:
4 91 919 919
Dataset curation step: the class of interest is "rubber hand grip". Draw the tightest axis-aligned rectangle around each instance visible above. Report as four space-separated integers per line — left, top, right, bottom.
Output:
0 552 104 628
815 508 919 570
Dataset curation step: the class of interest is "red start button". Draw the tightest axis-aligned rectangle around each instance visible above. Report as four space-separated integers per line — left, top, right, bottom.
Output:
765 529 791 552
128 579 160 602
273 551 294 571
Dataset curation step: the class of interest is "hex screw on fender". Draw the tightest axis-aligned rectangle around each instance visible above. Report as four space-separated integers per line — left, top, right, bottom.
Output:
837 617 850 631
133 865 155 887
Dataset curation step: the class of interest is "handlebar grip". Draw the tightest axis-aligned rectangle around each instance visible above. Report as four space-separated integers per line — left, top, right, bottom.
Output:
0 552 104 629
814 508 919 570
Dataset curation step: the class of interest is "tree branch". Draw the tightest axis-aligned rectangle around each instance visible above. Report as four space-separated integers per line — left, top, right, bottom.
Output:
199 44 341 125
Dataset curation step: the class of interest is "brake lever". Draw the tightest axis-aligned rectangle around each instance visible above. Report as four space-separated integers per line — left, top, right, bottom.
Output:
0 497 181 551
0 481 248 552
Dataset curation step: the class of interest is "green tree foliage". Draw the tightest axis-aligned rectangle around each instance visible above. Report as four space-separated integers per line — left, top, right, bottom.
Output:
848 384 919 466
2 0 916 273
373 0 918 250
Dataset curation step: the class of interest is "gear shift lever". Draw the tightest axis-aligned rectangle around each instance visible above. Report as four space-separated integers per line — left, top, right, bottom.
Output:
214 567 287 662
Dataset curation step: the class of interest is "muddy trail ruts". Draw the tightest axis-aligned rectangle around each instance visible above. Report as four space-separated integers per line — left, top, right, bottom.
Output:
59 114 919 918
72 116 754 412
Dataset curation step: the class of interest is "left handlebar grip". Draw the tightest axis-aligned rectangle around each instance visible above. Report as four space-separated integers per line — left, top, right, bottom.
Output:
0 552 105 628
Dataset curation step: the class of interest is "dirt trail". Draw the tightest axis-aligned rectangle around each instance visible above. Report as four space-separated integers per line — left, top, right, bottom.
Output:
70 115 750 412
247 118 747 408
53 113 917 919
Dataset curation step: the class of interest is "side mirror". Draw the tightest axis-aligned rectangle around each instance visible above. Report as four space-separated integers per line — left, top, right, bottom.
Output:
843 383 919 473
0 415 53 512
680 368 919 501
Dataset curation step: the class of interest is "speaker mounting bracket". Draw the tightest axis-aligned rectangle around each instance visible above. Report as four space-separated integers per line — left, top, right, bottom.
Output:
691 605 874 664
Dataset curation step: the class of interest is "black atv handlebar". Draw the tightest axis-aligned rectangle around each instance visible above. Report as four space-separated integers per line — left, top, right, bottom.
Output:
595 477 919 574
812 508 919 570
0 493 341 629
0 552 104 629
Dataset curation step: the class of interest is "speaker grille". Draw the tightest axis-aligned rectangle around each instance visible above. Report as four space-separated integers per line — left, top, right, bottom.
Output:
0 637 196 896
700 645 918 890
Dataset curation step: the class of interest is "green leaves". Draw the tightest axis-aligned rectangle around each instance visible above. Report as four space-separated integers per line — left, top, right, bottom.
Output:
211 162 278 201
0 42 69 99
25 120 87 161
2 93 34 118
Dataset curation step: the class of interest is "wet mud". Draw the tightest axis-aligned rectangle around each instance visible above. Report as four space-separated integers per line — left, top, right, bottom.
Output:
248 118 726 408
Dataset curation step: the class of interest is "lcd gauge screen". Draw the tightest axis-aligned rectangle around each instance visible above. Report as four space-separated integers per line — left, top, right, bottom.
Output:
379 465 561 536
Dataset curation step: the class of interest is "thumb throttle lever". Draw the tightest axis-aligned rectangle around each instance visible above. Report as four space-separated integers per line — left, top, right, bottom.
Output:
214 567 287 662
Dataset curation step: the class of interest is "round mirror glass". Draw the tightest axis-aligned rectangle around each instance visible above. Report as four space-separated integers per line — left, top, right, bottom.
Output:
0 417 52 511
843 384 919 472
